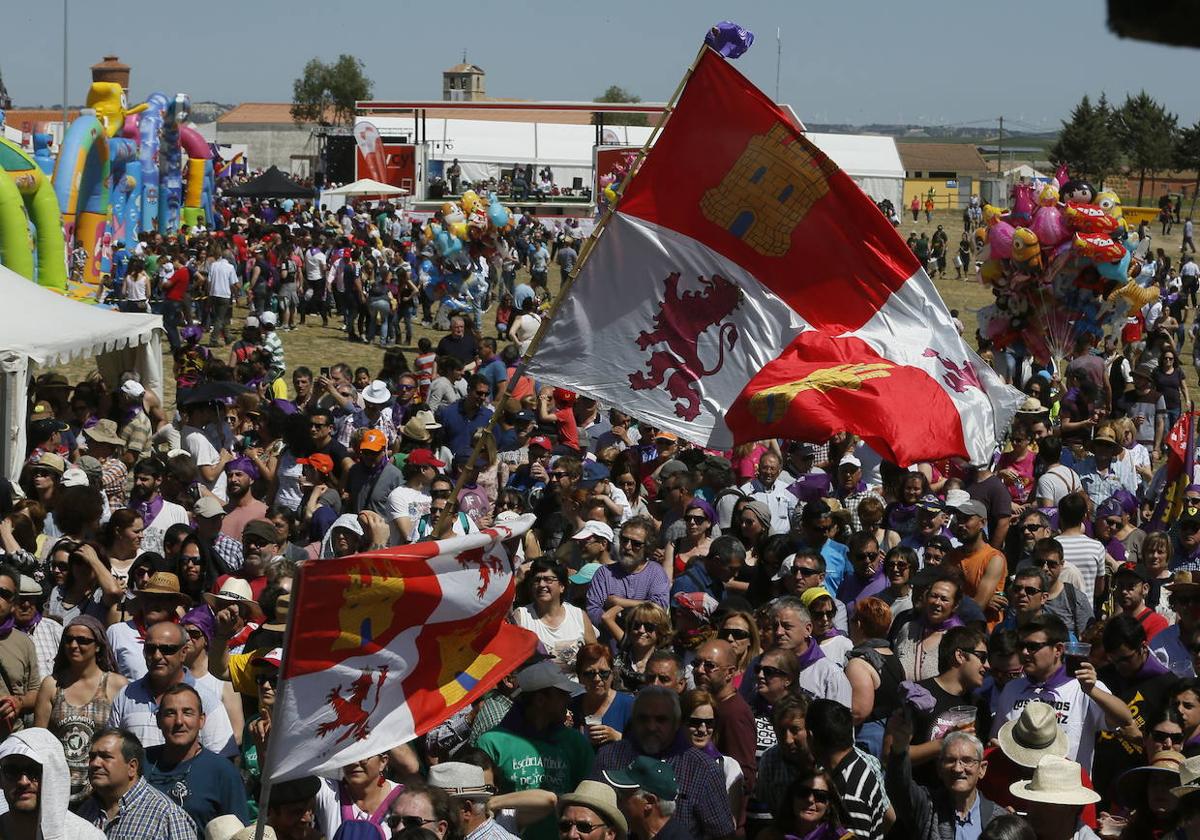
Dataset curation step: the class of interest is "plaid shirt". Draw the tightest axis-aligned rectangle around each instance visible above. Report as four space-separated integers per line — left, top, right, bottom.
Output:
100 457 129 508
212 533 244 573
465 819 521 840
593 739 735 840
78 776 196 840
837 490 884 532
23 617 62 684
469 691 514 746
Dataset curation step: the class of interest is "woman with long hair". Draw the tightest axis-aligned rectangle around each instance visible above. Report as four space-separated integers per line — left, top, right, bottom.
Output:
33 615 127 805
663 499 716 580
610 603 671 692
101 508 143 590
997 423 1036 505
681 688 745 828
1112 416 1154 492
1144 532 1175 619
511 559 596 675
884 471 929 544
1156 347 1189 433
760 766 854 840
178 533 220 604
716 610 761 690
880 546 919 617
570 643 633 750
748 535 794 604
611 453 657 525
752 648 801 759
44 541 121 626
856 496 899 553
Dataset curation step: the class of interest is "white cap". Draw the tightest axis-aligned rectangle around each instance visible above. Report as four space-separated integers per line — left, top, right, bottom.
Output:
772 554 797 582
60 467 89 488
244 315 260 328
260 311 278 326
119 380 145 399
945 488 972 510
838 454 862 468
571 520 614 544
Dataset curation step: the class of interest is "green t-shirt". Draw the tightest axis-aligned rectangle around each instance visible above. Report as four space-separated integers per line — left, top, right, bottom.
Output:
478 724 593 840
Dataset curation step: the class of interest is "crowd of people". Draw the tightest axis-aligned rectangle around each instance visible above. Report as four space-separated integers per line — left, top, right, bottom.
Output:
8 191 1200 840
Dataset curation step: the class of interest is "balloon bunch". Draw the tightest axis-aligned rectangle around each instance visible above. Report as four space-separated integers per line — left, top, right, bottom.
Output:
420 189 514 266
975 166 1154 364
598 151 640 211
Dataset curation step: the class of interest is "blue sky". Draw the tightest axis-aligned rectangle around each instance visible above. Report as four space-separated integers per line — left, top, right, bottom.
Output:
4 0 1197 129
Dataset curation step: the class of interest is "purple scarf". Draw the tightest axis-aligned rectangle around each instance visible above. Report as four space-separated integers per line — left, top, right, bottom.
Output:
1027 665 1075 699
15 611 41 633
1137 651 1171 679
919 612 965 636
133 494 165 524
796 638 826 671
816 627 847 641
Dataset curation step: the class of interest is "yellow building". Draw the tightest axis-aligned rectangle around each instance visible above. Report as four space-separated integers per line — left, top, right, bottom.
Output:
897 142 991 211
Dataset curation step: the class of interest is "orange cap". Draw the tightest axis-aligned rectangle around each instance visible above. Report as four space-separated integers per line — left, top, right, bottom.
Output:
358 429 388 452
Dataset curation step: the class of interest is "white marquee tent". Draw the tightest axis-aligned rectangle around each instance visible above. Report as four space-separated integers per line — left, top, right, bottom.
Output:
359 116 904 207
0 264 164 481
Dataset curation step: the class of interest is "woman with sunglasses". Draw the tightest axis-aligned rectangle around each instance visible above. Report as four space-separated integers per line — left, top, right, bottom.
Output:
806 591 853 667
753 649 801 759
513 559 596 675
885 472 929 545
33 615 126 805
844 597 903 758
880 546 918 618
761 767 853 840
44 541 121 626
1141 706 1186 763
681 688 746 828
181 605 245 748
855 496 899 554
664 500 716 581
610 603 671 692
611 454 658 527
177 533 220 604
570 643 633 750
717 610 761 690
494 490 542 564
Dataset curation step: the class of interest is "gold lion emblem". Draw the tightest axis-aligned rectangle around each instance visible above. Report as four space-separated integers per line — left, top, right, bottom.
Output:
748 363 893 423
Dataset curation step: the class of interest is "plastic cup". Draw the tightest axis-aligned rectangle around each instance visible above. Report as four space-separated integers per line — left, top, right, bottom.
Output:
933 705 976 739
1064 641 1091 674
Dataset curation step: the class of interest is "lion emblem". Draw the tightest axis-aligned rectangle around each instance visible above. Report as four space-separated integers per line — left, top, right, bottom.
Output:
628 272 743 421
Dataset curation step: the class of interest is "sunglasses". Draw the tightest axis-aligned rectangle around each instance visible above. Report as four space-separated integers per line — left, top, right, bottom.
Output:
854 551 880 561
1152 729 1183 743
794 565 821 577
580 669 612 681
144 642 185 657
884 561 909 572
811 609 835 620
390 816 437 831
51 562 69 572
0 762 42 782
643 673 677 685
1101 518 1122 528
793 786 831 804
686 716 715 730
397 384 416 391
256 673 278 687
1011 585 1044 597
958 648 988 662
622 537 645 549
1017 640 1052 654
759 665 790 680
550 471 568 479
1033 558 1062 569
718 628 751 641
559 820 607 835
63 635 97 647
1023 523 1045 533
0 588 14 602
631 621 659 633
684 514 709 524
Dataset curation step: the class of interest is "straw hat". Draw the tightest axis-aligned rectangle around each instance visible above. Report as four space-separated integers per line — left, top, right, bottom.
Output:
401 415 433 443
558 780 628 840
1117 750 1184 807
1087 427 1122 456
83 419 125 447
135 572 193 607
1009 755 1101 805
203 578 265 623
997 701 1069 768
1172 754 1200 797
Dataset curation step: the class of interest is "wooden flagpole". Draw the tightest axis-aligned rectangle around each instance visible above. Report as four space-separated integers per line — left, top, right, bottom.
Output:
432 44 711 538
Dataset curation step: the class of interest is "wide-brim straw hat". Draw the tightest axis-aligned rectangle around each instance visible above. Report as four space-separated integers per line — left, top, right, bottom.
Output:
1117 750 1184 808
1010 755 1101 806
558 780 628 840
997 700 1069 768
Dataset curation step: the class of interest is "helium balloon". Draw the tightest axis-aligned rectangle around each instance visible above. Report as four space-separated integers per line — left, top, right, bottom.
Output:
1096 247 1133 283
1011 227 1042 274
1065 203 1119 234
1036 182 1059 207
1030 205 1070 247
989 221 1016 259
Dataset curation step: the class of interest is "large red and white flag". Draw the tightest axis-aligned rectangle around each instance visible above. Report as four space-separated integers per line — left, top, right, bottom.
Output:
525 49 1021 465
265 516 537 782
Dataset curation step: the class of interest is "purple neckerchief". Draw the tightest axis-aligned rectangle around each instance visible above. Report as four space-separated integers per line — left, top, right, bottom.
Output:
899 680 937 712
816 627 846 641
698 740 722 761
1136 650 1171 679
133 494 165 524
836 480 868 498
15 611 41 633
1104 537 1127 564
1027 665 1074 699
81 415 99 430
796 638 826 671
0 615 14 639
920 613 965 635
121 406 141 424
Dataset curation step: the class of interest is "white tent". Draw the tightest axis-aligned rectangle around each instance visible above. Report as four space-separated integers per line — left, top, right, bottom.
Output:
0 264 164 481
806 133 905 208
322 178 410 197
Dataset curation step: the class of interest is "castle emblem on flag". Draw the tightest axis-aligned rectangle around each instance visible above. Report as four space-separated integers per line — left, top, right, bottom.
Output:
333 563 405 652
316 666 389 744
700 124 838 256
628 272 743 421
748 362 895 423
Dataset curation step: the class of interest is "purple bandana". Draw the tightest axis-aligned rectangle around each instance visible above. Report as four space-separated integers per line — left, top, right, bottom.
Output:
1028 665 1075 700
920 613 965 635
796 638 826 671
133 494 165 525
1136 651 1171 679
226 456 260 481
15 611 41 633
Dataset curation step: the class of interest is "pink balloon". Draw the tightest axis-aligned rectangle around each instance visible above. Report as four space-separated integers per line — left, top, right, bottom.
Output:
1030 205 1071 247
989 221 1015 259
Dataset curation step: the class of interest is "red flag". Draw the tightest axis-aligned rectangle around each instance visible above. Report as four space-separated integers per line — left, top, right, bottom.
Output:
526 48 1020 465
265 516 537 782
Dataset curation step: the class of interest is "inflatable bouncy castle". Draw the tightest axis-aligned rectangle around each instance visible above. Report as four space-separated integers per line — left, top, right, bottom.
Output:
0 136 68 290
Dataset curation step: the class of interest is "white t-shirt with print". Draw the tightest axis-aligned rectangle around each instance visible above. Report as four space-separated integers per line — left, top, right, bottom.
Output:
991 675 1112 772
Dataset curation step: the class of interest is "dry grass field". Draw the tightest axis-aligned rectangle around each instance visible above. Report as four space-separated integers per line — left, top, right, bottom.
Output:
38 208 1195 408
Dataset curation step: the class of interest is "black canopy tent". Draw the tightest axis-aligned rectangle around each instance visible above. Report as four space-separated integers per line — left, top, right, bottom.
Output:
224 166 313 199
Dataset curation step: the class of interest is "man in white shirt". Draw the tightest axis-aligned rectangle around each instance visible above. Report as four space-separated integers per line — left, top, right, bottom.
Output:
206 250 239 347
179 401 231 503
1054 494 1108 606
738 452 795 535
129 459 190 557
990 614 1133 773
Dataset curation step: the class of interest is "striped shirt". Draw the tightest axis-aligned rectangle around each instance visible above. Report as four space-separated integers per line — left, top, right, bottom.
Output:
1056 533 1106 605
262 329 285 375
832 748 887 839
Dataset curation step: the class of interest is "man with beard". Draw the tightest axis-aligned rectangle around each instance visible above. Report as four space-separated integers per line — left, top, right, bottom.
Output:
585 518 669 631
215 519 280 600
946 500 1006 627
129 459 189 558
143 685 247 833
221 456 268 540
592 686 735 840
0 728 106 840
1111 562 1169 640
789 501 849 594
691 639 756 810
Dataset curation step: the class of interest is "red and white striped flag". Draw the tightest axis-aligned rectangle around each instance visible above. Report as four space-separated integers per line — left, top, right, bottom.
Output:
265 515 537 782
525 48 1021 465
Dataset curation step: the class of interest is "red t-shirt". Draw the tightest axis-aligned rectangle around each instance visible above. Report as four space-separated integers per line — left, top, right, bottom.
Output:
164 266 190 302
555 406 579 451
1135 605 1170 641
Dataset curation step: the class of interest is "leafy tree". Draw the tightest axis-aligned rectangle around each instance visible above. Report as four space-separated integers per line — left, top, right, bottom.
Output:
291 54 373 127
1176 120 1200 216
1113 90 1178 204
592 85 647 127
1049 93 1120 187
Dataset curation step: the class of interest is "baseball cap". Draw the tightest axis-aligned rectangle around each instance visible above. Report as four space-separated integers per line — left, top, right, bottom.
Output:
408 449 446 468
657 459 688 480
193 496 225 519
512 410 536 425
917 494 945 514
569 562 602 584
357 429 387 452
297 453 334 475
244 315 260 329
1181 505 1200 525
839 454 862 469
252 647 284 669
953 499 988 519
572 521 614 544
580 461 610 488
517 660 584 697
1113 562 1149 583
603 757 678 801
1096 498 1124 521
654 431 679 443
260 311 278 326
528 436 553 451
60 468 89 488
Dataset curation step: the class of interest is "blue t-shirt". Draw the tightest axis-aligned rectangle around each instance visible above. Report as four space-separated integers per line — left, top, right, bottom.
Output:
437 400 495 457
570 690 635 736
144 745 249 835
479 357 508 396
